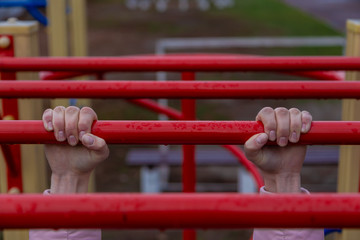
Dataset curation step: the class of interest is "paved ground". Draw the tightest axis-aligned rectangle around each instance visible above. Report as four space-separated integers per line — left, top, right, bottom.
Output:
284 0 360 32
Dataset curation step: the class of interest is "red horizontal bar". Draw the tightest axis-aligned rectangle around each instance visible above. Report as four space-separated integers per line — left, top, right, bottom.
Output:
0 120 359 145
1 193 360 229
1 81 360 99
0 56 359 72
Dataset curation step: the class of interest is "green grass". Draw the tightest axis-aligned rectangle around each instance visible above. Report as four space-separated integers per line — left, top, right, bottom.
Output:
208 0 342 36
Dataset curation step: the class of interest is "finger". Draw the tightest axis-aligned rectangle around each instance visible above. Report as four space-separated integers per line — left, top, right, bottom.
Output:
78 107 98 141
52 106 66 142
274 107 290 147
301 110 313 133
82 133 109 160
256 107 276 141
64 106 81 146
244 133 268 166
289 108 302 143
42 108 54 131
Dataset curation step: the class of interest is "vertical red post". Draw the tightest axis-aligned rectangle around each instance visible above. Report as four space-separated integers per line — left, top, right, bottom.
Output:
181 72 196 240
0 35 23 193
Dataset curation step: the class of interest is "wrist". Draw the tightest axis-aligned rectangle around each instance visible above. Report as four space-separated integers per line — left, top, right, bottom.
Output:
50 173 90 194
263 172 301 193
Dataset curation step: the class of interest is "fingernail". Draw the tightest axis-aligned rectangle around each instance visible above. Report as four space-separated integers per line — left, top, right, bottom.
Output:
279 137 287 147
269 130 276 141
301 123 306 132
83 135 94 146
47 122 53 131
79 131 85 140
291 131 298 142
58 131 66 141
68 135 77 146
256 134 267 145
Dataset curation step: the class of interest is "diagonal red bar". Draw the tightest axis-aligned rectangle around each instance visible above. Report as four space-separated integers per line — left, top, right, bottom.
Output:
0 120 358 145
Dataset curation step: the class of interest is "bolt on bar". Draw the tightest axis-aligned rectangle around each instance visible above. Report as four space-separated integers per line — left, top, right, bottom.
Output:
3 81 360 99
0 56 360 71
1 193 360 229
0 120 360 145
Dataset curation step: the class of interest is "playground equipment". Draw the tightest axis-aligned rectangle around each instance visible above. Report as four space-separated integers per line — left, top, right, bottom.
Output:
0 53 359 235
125 0 235 12
0 10 360 240
0 0 87 58
0 0 47 25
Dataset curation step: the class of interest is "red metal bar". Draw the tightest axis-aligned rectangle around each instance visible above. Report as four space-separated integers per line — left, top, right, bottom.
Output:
38 61 345 82
1 193 360 229
0 120 360 145
0 35 23 193
181 72 196 193
2 80 360 99
181 72 197 240
161 53 344 81
1 56 360 72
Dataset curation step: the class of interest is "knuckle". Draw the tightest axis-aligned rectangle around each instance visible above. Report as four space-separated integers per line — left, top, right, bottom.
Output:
260 107 274 115
80 107 96 116
289 108 301 115
65 106 80 115
43 108 52 118
274 107 288 115
302 111 313 121
54 106 65 113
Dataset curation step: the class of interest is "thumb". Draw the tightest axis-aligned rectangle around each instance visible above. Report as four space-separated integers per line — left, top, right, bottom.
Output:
244 133 268 166
81 133 109 161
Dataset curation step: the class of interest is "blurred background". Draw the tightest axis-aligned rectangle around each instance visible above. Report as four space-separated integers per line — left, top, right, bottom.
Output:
1 0 359 239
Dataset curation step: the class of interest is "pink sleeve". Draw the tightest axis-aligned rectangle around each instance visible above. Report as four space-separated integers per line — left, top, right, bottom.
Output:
29 229 101 240
29 190 101 240
253 187 324 240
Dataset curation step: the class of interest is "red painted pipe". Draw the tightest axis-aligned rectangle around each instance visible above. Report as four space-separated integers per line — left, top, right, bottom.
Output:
0 56 360 72
1 193 360 229
1 81 360 99
0 120 359 145
181 72 197 194
181 71 197 240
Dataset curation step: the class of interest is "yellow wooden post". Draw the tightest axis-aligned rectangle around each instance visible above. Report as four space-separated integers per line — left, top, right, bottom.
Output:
0 19 47 240
47 0 68 57
69 0 88 58
68 0 92 108
47 0 70 110
337 19 360 240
